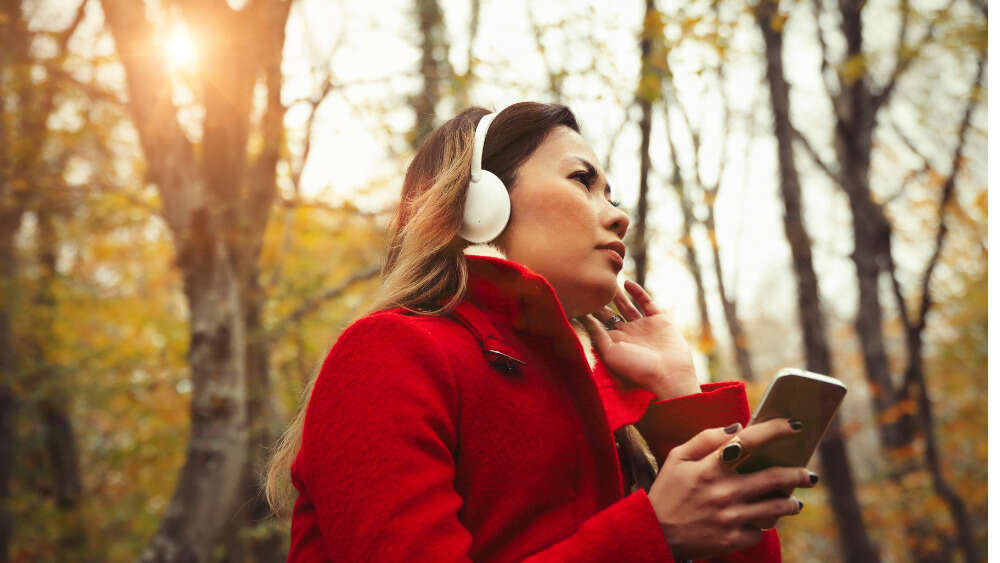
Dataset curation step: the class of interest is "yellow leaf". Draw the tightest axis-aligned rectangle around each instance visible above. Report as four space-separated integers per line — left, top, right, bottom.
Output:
770 12 788 32
841 54 867 86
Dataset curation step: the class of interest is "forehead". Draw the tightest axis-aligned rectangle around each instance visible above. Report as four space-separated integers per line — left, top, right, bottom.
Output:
531 126 602 170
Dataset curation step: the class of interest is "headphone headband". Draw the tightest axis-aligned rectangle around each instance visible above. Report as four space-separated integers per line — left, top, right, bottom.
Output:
470 108 502 180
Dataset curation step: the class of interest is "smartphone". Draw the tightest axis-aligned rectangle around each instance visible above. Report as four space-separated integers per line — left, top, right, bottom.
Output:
735 368 847 474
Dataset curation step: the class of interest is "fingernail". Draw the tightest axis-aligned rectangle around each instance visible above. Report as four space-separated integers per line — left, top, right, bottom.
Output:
724 422 741 434
797 499 804 512
721 443 742 462
808 471 819 485
789 419 803 431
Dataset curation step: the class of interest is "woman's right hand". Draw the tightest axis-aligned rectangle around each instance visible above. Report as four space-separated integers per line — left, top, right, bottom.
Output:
645 418 818 561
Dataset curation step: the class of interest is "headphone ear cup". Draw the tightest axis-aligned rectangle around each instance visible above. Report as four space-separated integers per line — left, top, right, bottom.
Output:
458 170 510 244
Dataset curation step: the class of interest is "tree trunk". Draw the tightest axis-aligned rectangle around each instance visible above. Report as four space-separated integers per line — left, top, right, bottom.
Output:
100 2 292 560
412 0 450 148
218 291 283 563
829 1 984 558
755 2 880 561
660 93 720 381
0 216 18 563
218 20 290 561
0 5 20 558
632 99 652 288
630 0 657 289
0 211 20 563
34 209 87 556
453 0 481 109
704 202 753 381
886 56 984 563
834 0 919 463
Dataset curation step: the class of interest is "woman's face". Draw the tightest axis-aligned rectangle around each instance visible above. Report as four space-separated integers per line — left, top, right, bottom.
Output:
494 125 630 318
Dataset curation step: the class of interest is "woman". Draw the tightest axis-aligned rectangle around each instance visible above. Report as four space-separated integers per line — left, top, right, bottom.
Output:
265 102 817 562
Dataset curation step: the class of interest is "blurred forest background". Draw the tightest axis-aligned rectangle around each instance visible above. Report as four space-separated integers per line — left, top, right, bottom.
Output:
0 0 987 561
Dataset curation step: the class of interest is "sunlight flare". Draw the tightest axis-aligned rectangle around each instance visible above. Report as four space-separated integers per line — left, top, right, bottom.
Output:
164 21 197 70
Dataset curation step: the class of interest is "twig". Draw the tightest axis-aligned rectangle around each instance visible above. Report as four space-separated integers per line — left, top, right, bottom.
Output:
266 266 381 341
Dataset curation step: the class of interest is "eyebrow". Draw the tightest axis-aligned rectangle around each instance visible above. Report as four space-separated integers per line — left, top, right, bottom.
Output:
569 156 613 196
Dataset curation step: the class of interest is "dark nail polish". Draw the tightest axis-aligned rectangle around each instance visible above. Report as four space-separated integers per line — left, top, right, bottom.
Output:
789 419 803 431
721 443 742 462
797 499 804 512
809 471 819 485
724 422 741 434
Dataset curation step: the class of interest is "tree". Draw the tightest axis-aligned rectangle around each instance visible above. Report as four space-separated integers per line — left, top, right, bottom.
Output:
98 2 292 560
793 0 984 558
882 57 984 563
0 2 91 559
656 0 755 382
411 0 452 148
630 0 659 288
754 2 880 560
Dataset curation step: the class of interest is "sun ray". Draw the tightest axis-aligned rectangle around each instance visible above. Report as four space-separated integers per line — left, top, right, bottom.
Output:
164 21 197 71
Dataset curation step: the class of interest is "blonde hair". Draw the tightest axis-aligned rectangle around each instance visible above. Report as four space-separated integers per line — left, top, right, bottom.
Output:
263 103 580 517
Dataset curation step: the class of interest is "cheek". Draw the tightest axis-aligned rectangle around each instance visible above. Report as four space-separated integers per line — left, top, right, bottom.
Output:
512 192 593 255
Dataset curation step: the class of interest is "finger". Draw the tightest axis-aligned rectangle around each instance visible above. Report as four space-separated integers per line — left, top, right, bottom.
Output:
730 417 803 453
724 528 765 553
624 279 662 316
728 467 816 502
707 418 802 474
670 423 743 462
592 307 623 329
746 516 780 531
581 314 614 352
613 284 643 321
730 496 803 527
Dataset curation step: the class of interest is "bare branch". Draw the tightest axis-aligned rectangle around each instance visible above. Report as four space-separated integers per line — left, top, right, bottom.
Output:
809 0 842 119
884 243 914 332
266 266 381 341
912 56 984 333
57 0 90 54
526 4 565 101
602 104 634 175
277 196 391 219
661 72 703 192
100 0 202 239
292 79 334 196
873 0 959 111
39 62 126 107
706 51 731 194
789 124 840 183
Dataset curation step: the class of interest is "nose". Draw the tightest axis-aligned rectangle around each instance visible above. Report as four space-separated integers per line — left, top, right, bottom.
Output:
602 201 629 240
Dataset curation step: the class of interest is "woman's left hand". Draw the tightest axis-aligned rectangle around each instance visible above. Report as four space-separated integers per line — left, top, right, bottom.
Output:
581 280 701 400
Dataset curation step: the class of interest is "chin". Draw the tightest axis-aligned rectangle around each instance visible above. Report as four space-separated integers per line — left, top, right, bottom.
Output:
575 278 618 316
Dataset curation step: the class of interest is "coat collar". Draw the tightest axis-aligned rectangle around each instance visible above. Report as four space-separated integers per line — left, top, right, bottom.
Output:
462 253 576 340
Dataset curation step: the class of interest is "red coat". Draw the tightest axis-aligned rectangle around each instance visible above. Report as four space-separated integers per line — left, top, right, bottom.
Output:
288 255 782 562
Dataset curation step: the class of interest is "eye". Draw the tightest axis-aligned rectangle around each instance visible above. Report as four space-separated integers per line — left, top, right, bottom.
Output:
569 169 595 189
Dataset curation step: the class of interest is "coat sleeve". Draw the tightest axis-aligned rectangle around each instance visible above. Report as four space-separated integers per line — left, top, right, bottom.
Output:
591 358 783 563
291 313 676 562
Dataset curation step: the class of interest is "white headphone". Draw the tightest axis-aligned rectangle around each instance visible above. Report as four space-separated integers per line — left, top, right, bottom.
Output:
458 107 511 243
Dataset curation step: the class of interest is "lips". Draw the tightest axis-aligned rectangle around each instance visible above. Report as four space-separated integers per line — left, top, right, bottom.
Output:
597 241 625 271
596 241 626 261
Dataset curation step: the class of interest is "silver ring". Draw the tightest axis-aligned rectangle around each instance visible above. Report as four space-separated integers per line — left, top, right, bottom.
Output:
606 314 625 328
